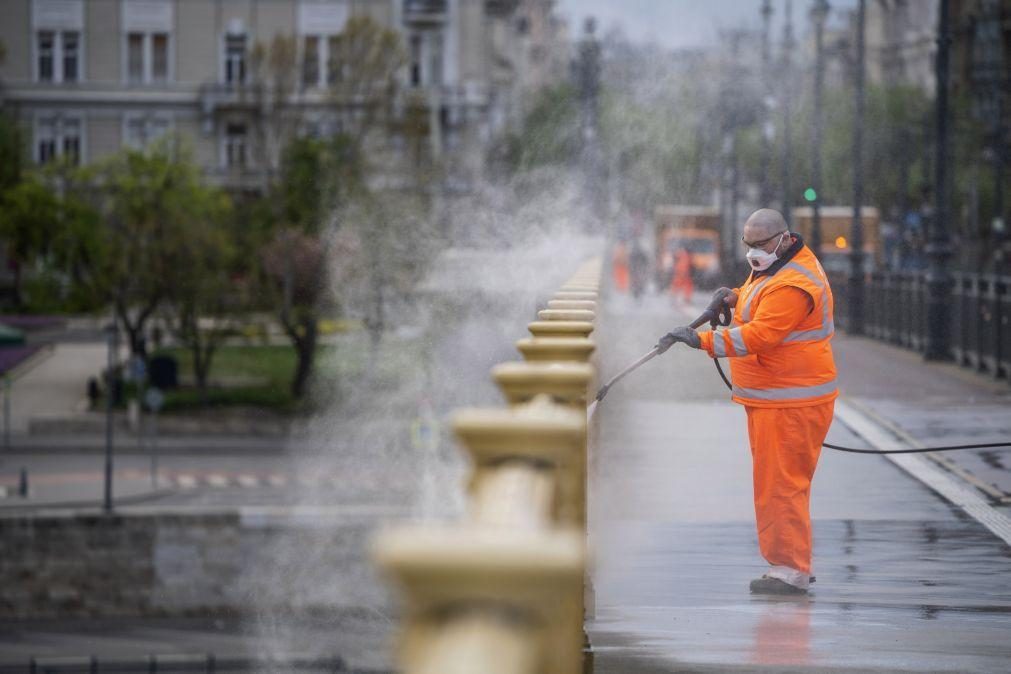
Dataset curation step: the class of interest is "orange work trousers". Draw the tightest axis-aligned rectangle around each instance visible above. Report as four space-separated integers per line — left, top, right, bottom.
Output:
745 401 834 575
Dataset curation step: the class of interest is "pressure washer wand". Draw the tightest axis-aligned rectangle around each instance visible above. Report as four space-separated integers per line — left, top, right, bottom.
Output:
588 292 732 421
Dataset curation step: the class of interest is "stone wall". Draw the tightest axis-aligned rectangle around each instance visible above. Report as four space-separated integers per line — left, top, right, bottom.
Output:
0 508 390 619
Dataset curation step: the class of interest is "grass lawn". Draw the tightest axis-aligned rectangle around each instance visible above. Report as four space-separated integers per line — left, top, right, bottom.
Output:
149 335 422 414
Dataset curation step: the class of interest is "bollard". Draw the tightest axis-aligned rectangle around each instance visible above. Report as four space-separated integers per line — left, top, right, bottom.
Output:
374 526 585 674
527 321 594 339
515 338 595 364
547 300 597 312
537 309 596 323
18 467 28 498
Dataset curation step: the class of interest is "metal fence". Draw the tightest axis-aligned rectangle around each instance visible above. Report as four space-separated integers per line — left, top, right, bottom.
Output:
829 270 1011 382
0 655 357 674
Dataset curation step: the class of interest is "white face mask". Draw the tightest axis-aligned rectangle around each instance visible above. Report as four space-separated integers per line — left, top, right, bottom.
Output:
746 231 787 271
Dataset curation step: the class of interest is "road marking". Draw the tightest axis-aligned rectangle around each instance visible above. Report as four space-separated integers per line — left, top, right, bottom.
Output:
835 398 1011 547
267 474 287 488
236 475 260 488
176 474 198 490
206 474 229 488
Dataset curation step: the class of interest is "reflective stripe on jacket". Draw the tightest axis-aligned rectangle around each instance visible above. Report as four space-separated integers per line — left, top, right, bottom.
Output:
699 244 838 408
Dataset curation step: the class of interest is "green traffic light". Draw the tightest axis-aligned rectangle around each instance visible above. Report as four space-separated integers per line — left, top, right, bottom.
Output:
804 187 818 202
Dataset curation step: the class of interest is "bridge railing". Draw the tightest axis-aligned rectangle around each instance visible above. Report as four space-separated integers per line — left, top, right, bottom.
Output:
829 270 1011 383
373 258 602 674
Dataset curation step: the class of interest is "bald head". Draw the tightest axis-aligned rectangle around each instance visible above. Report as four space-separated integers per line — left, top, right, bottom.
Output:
744 209 788 239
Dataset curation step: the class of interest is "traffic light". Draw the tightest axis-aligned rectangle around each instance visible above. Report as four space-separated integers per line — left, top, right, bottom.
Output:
804 187 818 202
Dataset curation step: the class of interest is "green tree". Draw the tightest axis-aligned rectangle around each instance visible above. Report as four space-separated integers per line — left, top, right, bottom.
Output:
0 176 60 308
339 191 437 373
249 17 407 399
500 83 581 173
159 185 235 396
78 143 228 358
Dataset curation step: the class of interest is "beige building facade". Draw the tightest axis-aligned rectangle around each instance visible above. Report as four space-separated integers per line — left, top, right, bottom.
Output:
0 0 566 192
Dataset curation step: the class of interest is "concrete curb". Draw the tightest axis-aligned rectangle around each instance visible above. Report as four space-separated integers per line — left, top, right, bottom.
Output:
835 398 1011 547
0 486 177 513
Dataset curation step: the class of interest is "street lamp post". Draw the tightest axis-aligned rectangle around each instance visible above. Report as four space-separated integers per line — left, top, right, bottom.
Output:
972 0 1007 271
576 17 603 227
760 0 774 206
925 0 953 360
810 0 830 255
848 0 867 335
103 322 119 513
781 0 796 227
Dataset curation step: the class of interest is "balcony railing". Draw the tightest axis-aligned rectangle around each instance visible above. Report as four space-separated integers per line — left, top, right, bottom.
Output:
403 0 447 22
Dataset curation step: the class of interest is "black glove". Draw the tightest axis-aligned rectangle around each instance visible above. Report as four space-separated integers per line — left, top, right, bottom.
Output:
657 326 701 353
711 287 738 308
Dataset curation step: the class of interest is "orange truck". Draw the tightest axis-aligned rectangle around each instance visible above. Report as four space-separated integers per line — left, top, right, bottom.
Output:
790 206 880 274
654 205 721 287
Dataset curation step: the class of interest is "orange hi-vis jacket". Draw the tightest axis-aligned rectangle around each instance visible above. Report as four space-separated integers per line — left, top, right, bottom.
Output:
699 243 838 408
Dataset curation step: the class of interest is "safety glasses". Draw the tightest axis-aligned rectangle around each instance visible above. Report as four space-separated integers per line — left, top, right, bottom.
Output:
742 230 787 250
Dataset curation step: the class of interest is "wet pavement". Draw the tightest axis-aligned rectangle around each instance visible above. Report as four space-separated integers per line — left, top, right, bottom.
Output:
588 292 1011 673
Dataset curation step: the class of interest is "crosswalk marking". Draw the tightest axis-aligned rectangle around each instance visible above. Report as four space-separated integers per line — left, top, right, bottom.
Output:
158 472 349 490
206 474 229 488
176 474 198 489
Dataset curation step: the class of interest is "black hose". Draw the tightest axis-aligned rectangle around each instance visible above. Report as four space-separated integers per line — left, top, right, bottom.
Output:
709 357 1011 455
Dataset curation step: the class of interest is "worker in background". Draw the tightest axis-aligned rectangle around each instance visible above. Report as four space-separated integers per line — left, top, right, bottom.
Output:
612 240 630 293
670 245 693 305
658 209 837 595
629 237 650 301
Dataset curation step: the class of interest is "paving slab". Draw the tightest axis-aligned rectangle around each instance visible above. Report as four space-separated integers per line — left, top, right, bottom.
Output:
588 292 1011 673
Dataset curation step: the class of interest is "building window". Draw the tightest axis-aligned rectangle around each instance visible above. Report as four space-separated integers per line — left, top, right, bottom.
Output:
126 117 145 148
127 33 144 82
408 33 442 87
36 30 82 83
126 116 172 149
37 31 55 81
225 123 247 167
152 33 169 82
37 118 56 163
429 33 443 87
36 116 82 165
37 30 82 83
225 34 246 84
33 0 86 83
302 36 320 88
62 118 81 164
409 34 422 86
302 34 351 89
127 32 172 85
62 31 79 82
327 35 343 85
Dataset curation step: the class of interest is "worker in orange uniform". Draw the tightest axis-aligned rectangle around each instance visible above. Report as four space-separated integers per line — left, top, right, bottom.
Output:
670 246 694 305
658 209 836 595
612 241 630 293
